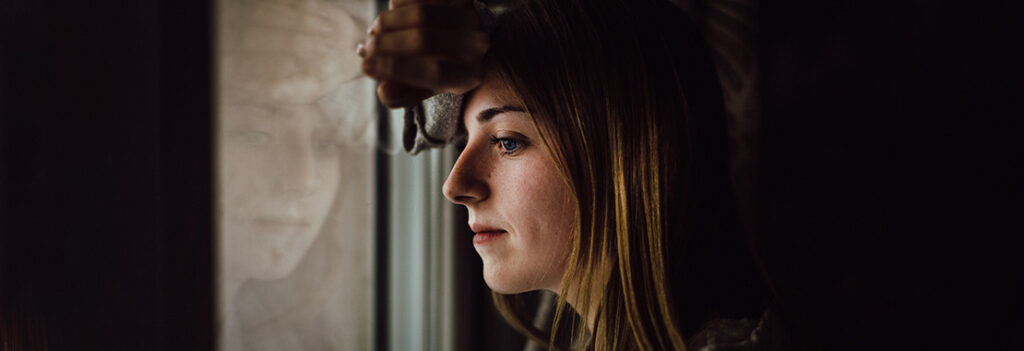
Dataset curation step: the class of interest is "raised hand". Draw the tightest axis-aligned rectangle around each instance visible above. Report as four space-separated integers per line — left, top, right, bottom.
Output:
360 0 488 108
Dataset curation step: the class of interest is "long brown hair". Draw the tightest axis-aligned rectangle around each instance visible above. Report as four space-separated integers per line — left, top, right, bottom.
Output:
484 0 771 350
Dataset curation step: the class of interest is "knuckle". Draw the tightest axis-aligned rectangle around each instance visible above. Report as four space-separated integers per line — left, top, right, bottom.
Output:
370 16 382 33
364 37 377 56
374 11 393 32
375 13 389 32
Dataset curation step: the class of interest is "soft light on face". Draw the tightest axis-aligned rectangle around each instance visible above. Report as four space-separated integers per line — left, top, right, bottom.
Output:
443 72 575 294
220 101 341 281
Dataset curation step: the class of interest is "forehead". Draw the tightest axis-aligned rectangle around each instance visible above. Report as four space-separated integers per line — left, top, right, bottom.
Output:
462 70 523 126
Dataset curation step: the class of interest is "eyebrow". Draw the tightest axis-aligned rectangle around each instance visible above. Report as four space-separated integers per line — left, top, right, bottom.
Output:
476 105 527 122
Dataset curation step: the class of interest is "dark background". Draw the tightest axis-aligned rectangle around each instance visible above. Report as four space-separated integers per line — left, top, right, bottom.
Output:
2 0 1021 350
755 1 1022 349
0 0 213 349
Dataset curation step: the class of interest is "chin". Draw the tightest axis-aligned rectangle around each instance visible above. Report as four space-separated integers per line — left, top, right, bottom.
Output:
481 261 545 294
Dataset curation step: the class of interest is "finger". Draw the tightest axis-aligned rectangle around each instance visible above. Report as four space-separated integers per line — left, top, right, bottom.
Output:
390 0 471 10
362 56 482 93
369 3 481 35
365 28 488 59
377 81 435 108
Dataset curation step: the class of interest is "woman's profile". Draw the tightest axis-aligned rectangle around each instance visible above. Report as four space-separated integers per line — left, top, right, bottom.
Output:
362 0 780 349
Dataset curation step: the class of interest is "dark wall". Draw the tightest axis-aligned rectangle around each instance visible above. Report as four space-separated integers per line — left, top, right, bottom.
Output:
756 1 1022 350
1 0 213 350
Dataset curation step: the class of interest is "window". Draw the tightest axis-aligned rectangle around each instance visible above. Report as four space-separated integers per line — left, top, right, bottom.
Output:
216 0 377 349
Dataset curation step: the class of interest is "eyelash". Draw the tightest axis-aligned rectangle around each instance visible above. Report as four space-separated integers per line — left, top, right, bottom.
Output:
488 136 527 155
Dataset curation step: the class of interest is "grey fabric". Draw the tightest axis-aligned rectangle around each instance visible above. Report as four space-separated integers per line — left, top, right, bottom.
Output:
402 92 465 154
402 1 495 154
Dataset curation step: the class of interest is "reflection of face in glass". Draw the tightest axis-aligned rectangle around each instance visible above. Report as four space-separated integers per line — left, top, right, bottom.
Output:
220 101 341 281
216 0 372 350
217 0 363 284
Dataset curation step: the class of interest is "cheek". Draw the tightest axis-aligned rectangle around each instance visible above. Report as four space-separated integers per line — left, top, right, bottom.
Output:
511 180 572 232
510 158 573 229
502 159 575 274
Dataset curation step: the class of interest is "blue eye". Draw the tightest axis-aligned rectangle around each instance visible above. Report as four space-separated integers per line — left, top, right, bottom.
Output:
488 136 526 155
500 139 518 151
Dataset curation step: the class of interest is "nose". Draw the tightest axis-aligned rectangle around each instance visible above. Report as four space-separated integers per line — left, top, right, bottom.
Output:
443 145 490 205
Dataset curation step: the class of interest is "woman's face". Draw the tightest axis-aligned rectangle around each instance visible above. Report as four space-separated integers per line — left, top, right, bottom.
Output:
443 72 576 294
220 101 341 281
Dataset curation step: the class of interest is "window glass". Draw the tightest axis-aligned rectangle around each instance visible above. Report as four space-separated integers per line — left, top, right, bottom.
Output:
216 0 377 349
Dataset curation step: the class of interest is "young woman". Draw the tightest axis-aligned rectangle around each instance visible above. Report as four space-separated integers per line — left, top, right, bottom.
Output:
362 0 778 349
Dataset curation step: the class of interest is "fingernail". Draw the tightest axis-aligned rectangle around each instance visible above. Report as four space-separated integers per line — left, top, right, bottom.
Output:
356 41 366 58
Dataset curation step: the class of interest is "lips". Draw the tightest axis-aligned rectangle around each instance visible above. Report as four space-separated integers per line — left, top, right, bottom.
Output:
470 223 508 245
470 223 503 233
